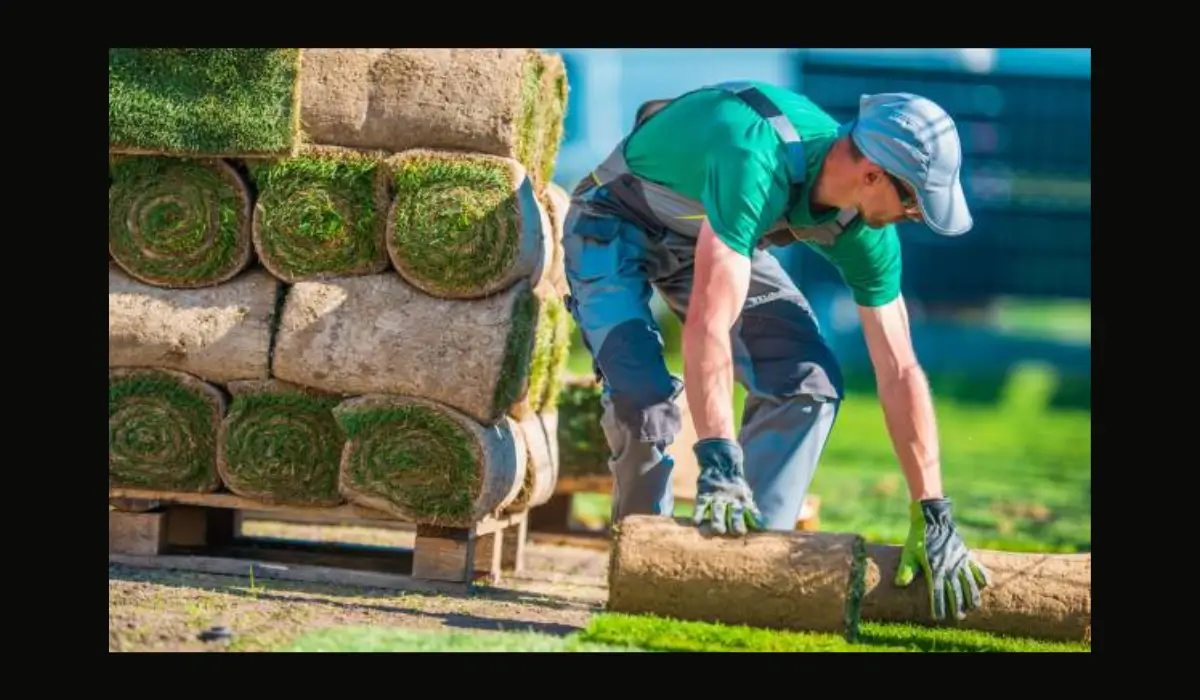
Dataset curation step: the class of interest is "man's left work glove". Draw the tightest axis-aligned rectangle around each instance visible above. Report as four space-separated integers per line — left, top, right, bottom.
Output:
896 498 992 621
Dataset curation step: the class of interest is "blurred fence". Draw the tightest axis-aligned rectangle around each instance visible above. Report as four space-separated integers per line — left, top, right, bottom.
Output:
785 54 1091 306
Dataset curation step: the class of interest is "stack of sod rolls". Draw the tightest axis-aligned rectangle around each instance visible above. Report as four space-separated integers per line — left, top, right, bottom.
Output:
108 48 572 528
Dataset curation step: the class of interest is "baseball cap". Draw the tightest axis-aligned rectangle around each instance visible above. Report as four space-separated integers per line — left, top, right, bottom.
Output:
839 92 973 236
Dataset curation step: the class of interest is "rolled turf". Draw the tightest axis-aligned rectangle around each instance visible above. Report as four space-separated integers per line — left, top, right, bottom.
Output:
503 411 558 514
216 380 346 507
386 149 551 299
541 181 570 297
511 287 571 420
248 146 392 282
272 274 544 425
108 48 301 158
109 367 226 493
607 515 868 639
333 395 527 526
108 263 279 384
536 52 569 189
298 49 549 183
109 156 254 288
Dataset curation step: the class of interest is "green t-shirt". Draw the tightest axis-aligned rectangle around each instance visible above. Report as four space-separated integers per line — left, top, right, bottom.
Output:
622 81 902 307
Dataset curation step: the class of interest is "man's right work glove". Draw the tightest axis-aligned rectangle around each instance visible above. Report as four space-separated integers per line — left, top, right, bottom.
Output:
691 438 765 536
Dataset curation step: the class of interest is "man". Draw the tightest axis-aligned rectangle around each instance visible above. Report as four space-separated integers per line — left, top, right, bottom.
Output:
560 81 991 621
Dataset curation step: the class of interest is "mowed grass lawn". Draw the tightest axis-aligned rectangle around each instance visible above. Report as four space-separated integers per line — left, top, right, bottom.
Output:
565 299 1091 555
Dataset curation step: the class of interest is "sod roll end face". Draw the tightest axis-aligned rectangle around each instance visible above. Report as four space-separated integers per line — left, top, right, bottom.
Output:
299 49 546 173
109 263 279 384
109 367 226 493
541 181 570 296
333 394 527 526
216 379 346 507
386 149 549 299
503 411 558 514
109 156 254 288
537 52 569 189
537 290 574 412
272 274 538 425
109 48 301 158
249 146 392 282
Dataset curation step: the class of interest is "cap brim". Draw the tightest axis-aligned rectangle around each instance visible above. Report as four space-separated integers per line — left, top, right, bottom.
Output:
918 176 972 236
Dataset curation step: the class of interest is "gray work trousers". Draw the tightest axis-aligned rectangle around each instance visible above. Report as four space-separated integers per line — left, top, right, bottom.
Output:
561 192 845 532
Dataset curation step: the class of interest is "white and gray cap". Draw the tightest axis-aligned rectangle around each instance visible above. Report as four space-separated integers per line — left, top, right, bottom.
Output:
839 92 973 236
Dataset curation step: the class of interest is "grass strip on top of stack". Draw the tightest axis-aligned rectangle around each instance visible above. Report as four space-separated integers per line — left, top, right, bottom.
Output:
386 149 551 299
555 376 610 478
536 52 569 189
109 156 254 288
109 367 226 493
333 395 527 527
299 49 548 184
109 48 301 158
216 380 346 507
108 263 279 384
272 274 540 425
248 146 392 282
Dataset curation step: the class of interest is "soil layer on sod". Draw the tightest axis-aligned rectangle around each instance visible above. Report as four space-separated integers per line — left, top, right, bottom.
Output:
333 395 526 526
386 149 550 299
216 380 346 506
109 367 226 493
109 49 301 158
109 156 254 288
249 146 392 282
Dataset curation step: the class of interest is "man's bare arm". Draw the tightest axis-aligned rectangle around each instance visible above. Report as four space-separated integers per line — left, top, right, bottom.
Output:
858 294 943 501
682 218 752 441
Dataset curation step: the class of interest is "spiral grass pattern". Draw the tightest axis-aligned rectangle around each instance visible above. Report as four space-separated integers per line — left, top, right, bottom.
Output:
109 368 225 492
537 53 568 188
108 156 253 288
249 148 391 282
217 382 345 506
334 399 481 526
387 152 533 298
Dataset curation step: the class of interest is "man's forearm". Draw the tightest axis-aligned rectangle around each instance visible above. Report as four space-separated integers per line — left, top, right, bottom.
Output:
877 363 943 501
682 319 737 441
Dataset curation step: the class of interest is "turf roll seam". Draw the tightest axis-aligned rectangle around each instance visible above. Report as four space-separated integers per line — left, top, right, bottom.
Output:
109 156 255 288
216 379 346 506
109 49 302 158
386 149 551 299
109 367 226 493
333 395 527 527
108 262 279 384
249 146 393 282
271 274 544 426
298 49 549 180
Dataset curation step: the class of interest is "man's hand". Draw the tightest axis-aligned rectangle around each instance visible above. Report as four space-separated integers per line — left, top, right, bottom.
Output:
896 498 992 620
691 438 764 536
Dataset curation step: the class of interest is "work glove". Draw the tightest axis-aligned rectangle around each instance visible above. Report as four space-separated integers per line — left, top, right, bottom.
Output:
896 498 992 621
691 438 764 536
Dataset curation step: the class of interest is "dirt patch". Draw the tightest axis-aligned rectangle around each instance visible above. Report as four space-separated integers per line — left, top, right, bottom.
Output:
109 540 610 652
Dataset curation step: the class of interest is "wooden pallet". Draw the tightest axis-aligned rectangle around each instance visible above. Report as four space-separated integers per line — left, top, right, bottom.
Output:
108 487 528 595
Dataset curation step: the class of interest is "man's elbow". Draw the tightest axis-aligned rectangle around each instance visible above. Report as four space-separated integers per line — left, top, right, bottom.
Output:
875 360 925 394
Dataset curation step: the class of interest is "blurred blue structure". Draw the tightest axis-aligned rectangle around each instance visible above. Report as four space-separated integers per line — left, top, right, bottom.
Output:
542 49 1091 406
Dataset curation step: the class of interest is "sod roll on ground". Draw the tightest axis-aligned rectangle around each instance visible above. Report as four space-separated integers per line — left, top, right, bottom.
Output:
271 274 563 426
332 395 527 527
108 49 302 159
216 380 346 507
386 149 552 299
109 367 227 493
109 156 255 288
299 49 566 191
248 146 392 282
608 515 867 638
108 263 279 384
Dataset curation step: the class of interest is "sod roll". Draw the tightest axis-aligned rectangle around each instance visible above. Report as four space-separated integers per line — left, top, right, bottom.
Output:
536 52 569 189
109 367 226 493
511 287 570 420
386 149 551 299
216 380 346 507
108 263 279 384
608 515 867 638
540 410 561 489
861 544 1092 643
299 49 550 181
109 156 254 288
249 146 392 282
333 395 527 527
541 181 570 296
503 411 558 514
272 274 544 425
109 48 302 158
